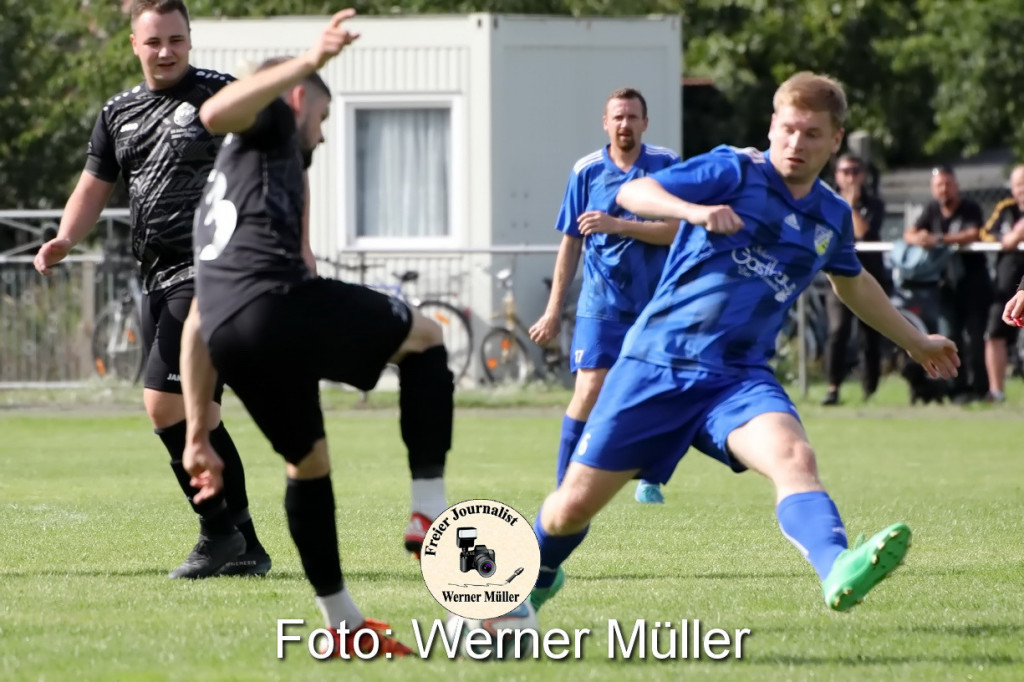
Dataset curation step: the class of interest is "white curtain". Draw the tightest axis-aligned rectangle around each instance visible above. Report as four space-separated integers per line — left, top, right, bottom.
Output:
356 108 450 238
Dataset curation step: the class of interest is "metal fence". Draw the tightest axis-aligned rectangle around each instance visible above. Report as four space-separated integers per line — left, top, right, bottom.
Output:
2 207 1022 388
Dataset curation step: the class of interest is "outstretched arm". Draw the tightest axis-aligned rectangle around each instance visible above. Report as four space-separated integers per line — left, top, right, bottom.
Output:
199 10 360 134
829 270 960 378
180 299 224 503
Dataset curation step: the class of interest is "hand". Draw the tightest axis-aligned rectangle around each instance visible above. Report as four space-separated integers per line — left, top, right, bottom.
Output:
906 334 960 379
529 312 561 345
841 185 861 206
1002 291 1024 328
34 237 72 275
307 9 360 69
577 211 620 236
915 232 939 249
691 205 744 235
183 438 225 504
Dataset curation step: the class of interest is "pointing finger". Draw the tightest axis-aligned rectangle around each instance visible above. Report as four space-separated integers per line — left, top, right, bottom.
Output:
330 8 356 27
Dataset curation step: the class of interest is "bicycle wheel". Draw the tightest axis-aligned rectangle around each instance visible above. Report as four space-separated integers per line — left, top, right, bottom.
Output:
92 304 146 383
417 299 473 383
479 328 531 385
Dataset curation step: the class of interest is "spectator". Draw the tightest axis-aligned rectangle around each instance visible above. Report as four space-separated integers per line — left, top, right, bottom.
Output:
903 166 991 402
822 154 890 405
979 164 1024 402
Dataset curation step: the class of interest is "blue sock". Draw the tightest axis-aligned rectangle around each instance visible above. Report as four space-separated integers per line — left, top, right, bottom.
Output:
555 415 586 486
776 491 848 580
533 508 588 588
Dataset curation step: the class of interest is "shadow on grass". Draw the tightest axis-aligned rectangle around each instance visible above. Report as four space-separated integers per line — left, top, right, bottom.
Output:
748 654 1019 667
903 623 1024 638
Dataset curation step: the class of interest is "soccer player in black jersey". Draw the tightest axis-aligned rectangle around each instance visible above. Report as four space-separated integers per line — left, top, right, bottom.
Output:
180 10 452 656
33 0 269 579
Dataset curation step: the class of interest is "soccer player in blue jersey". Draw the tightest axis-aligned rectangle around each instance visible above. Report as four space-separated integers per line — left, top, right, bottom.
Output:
529 87 680 505
528 72 960 613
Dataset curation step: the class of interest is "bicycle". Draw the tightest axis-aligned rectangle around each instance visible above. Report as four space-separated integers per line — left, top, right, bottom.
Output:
92 267 146 384
330 261 474 383
478 266 574 386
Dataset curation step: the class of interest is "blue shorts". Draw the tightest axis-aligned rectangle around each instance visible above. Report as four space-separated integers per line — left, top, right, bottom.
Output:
570 358 800 483
570 317 634 372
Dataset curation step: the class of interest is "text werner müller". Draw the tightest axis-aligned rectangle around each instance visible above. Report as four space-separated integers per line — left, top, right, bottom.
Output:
278 618 750 660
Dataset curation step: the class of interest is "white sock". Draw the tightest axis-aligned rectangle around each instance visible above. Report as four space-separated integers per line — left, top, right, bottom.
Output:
411 477 447 520
315 587 364 630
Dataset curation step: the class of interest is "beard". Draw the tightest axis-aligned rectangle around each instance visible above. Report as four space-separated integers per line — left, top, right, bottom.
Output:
614 135 636 153
301 146 314 170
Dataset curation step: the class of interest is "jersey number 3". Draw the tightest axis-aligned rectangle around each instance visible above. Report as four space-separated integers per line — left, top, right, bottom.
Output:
198 169 239 262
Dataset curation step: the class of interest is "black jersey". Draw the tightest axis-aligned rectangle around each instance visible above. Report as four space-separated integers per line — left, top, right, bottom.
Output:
85 66 233 293
981 198 1024 293
911 199 987 278
194 98 312 338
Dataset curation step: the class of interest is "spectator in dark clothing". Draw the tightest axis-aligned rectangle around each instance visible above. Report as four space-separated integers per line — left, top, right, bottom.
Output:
822 154 890 405
902 165 992 403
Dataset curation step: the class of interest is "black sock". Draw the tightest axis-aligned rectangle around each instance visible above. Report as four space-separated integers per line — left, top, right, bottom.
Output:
398 345 453 479
208 422 263 553
157 420 234 532
284 476 342 596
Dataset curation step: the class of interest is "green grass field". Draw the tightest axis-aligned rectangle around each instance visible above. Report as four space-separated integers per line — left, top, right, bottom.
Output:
1 378 1022 681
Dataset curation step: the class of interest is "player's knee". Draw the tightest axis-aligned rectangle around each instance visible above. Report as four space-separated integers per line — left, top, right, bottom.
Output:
546 488 598 534
775 440 819 478
143 389 186 428
401 310 444 355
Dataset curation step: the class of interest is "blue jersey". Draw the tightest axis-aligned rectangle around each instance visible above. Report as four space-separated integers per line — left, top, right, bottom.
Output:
555 143 680 323
621 145 861 374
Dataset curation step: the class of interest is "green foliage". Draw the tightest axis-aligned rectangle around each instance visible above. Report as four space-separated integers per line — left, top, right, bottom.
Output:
4 0 1024 208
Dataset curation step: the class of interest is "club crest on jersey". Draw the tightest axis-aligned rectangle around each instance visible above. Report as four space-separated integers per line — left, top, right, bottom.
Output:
173 102 197 127
813 224 832 256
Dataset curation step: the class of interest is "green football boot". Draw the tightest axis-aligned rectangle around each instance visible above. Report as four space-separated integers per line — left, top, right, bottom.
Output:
529 566 565 612
822 522 911 612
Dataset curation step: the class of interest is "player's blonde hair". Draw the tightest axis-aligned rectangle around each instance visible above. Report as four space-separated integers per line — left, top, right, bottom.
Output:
773 72 847 131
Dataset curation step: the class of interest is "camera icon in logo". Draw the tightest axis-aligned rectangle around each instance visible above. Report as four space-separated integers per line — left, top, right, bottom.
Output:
456 527 496 578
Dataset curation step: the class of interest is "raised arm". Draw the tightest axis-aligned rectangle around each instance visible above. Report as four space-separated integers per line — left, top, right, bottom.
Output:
199 10 360 134
617 177 743 235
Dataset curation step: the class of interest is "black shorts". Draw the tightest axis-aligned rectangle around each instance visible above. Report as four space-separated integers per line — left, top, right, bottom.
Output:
140 279 225 401
205 278 413 464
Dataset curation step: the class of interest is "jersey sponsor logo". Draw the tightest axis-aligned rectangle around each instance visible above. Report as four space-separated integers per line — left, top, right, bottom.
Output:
732 245 797 302
813 224 832 256
783 213 801 231
120 122 140 133
173 102 197 127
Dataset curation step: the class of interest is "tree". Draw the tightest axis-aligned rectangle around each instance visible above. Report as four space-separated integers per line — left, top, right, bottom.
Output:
4 0 1024 209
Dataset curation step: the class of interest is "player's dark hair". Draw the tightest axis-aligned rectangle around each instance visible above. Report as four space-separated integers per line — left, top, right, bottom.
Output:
837 153 863 167
931 164 955 178
130 0 190 31
606 87 647 119
257 56 331 100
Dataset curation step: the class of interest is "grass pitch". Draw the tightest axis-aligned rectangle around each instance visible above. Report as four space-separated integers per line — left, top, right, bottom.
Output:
1 378 1022 681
